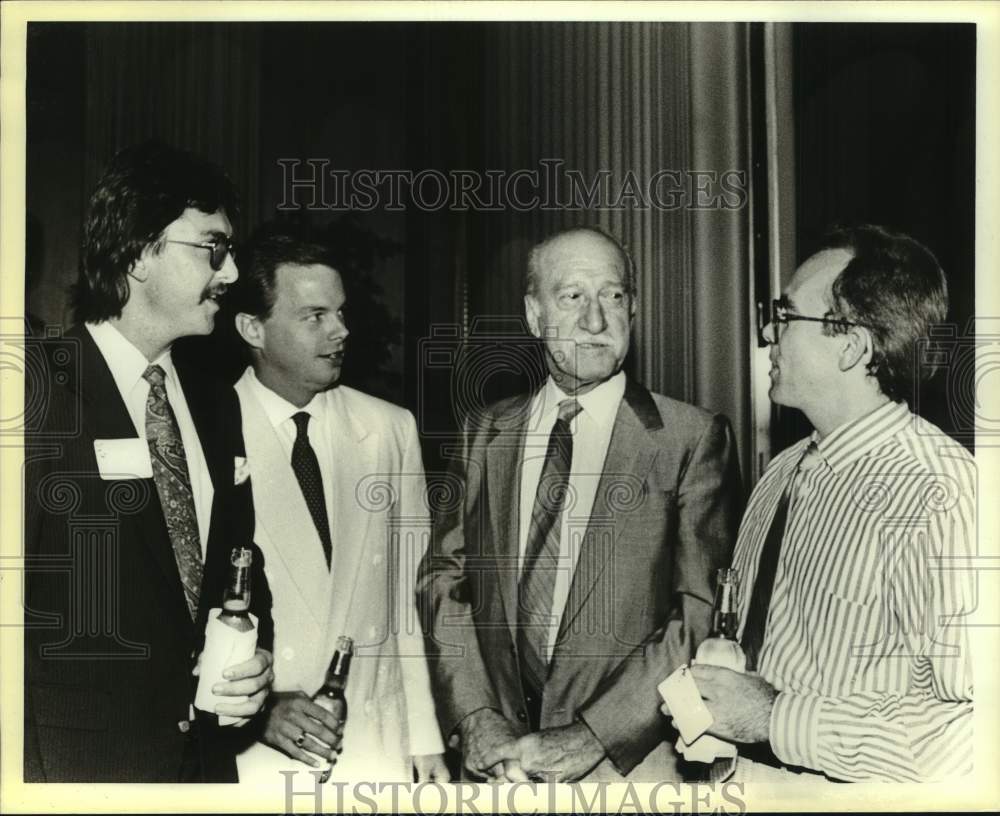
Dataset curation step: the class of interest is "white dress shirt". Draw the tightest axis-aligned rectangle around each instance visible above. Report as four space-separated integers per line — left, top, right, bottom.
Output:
242 368 336 543
517 371 626 658
86 321 213 557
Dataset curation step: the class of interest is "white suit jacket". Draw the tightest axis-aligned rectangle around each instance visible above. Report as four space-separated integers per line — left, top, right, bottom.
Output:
234 369 443 784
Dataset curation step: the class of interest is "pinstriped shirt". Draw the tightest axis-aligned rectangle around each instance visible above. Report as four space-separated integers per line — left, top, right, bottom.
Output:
733 400 975 782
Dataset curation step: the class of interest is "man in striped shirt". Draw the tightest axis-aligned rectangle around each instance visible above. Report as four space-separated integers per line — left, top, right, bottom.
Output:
690 225 975 782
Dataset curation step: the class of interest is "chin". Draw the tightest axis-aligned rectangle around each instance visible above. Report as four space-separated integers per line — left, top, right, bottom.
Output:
574 364 617 384
192 314 216 335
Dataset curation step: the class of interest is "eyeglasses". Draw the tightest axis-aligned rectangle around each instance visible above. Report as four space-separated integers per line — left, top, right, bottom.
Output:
758 298 880 344
165 236 236 271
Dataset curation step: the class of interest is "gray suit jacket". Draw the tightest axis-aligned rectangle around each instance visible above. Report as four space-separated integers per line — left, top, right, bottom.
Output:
417 377 742 780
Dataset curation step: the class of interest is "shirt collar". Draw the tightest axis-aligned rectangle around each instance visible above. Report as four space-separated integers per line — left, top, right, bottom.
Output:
85 320 174 394
814 399 912 473
537 370 626 429
244 367 325 430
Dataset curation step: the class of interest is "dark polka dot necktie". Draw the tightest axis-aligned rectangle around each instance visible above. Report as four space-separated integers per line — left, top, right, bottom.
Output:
291 412 332 568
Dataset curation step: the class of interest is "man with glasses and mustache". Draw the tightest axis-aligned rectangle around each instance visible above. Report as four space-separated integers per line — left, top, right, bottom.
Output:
682 225 975 782
24 141 274 781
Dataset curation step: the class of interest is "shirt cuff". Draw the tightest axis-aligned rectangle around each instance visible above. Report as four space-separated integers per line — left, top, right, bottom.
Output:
769 691 823 771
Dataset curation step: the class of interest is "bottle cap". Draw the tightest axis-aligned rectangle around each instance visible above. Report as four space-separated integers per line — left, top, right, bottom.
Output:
231 548 253 568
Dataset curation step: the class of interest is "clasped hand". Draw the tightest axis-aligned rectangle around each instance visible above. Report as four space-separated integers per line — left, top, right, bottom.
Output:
460 709 604 783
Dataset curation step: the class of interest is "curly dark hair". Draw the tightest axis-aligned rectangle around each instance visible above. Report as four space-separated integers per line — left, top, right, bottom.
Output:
818 224 948 403
73 140 239 322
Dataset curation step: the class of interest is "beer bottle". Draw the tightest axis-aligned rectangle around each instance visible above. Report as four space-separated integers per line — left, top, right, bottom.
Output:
678 568 744 777
218 547 254 633
695 568 746 671
194 547 257 720
312 636 353 783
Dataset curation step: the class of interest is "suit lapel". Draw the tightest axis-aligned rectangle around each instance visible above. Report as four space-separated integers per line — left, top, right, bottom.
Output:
235 374 331 631
484 393 532 643
70 326 190 618
323 387 378 649
557 379 662 642
70 324 139 441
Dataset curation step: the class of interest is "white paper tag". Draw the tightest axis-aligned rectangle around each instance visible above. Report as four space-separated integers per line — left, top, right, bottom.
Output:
94 438 153 480
657 664 714 744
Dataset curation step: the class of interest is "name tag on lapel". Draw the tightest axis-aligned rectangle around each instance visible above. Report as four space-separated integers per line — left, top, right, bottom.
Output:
94 438 153 480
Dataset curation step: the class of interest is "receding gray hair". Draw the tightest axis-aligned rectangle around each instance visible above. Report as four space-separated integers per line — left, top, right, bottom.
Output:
525 225 637 297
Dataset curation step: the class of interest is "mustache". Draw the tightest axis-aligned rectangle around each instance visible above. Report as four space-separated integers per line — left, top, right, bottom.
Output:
200 283 230 303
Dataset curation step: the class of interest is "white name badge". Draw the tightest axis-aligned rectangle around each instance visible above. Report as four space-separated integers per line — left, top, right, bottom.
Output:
94 438 153 480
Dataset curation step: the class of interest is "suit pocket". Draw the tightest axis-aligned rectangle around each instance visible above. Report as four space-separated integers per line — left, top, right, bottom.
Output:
30 684 111 732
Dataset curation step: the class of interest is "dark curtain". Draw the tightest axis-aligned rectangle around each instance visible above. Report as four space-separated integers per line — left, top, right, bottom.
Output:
406 22 753 481
84 23 261 240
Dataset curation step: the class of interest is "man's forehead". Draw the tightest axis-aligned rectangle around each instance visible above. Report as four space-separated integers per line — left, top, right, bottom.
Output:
274 262 343 300
788 247 852 301
170 207 232 236
538 232 626 282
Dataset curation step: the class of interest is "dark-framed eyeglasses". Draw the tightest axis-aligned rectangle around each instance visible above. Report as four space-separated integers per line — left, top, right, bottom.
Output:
165 236 236 271
757 298 880 344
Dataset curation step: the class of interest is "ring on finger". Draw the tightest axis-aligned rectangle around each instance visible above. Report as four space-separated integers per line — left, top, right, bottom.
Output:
294 732 306 748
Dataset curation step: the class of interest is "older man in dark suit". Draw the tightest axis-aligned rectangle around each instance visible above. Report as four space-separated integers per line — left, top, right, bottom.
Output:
418 226 743 782
23 142 274 782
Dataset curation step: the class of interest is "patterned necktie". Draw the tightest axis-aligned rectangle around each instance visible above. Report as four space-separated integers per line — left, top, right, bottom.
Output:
143 364 203 620
517 398 583 723
740 440 820 671
291 412 332 568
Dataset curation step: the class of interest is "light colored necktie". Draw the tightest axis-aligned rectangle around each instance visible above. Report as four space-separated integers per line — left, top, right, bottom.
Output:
143 364 203 620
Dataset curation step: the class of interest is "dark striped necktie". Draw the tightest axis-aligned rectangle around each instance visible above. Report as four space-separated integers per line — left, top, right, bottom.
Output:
517 397 583 726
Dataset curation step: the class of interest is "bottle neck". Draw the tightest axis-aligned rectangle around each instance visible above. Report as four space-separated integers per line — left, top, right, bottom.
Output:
223 573 251 611
710 579 739 640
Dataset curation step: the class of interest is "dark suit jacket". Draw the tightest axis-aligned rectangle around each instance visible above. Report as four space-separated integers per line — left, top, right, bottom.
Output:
23 325 273 782
417 378 742 780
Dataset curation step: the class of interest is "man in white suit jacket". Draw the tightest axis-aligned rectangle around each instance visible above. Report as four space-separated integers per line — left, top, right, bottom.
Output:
229 231 446 784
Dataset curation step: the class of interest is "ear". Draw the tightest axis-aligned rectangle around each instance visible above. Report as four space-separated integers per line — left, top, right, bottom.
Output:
234 312 265 351
127 257 148 283
524 294 542 338
837 326 873 373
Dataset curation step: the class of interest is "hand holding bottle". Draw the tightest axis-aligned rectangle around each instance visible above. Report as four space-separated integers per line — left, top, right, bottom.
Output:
194 548 263 723
309 636 353 782
262 689 344 766
673 568 745 766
